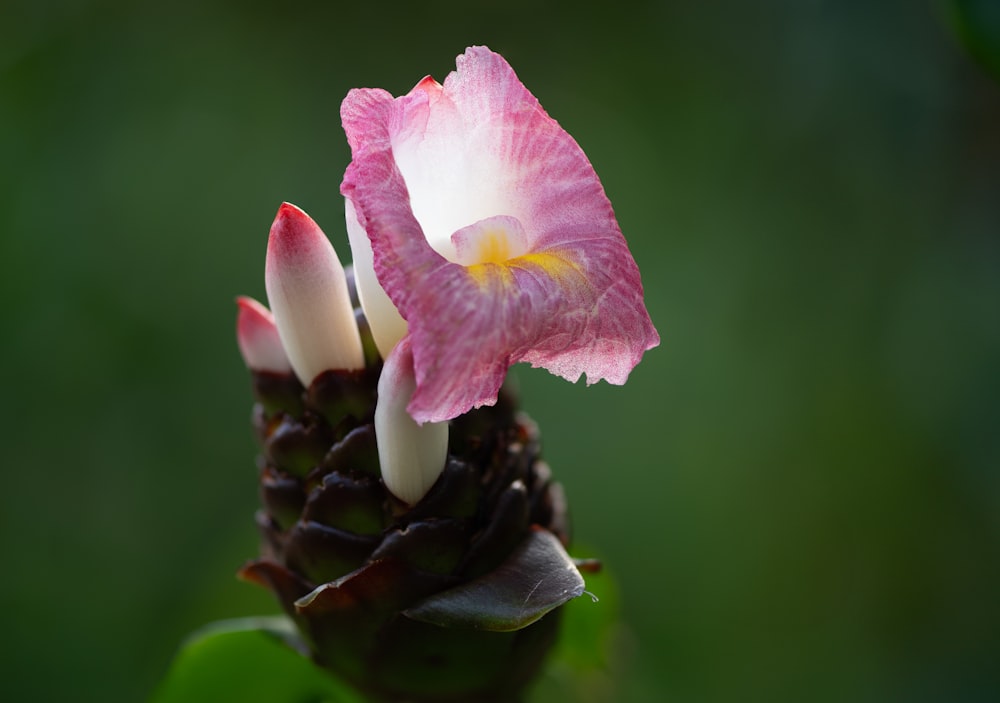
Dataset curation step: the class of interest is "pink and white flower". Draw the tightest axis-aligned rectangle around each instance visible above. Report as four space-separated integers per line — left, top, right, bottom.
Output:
341 46 659 425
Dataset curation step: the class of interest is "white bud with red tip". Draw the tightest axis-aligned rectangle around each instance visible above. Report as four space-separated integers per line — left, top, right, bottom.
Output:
235 296 292 373
375 339 448 505
265 202 364 385
345 198 408 360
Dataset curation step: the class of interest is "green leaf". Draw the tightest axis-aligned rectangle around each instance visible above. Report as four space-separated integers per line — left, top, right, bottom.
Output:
150 616 364 703
403 528 586 631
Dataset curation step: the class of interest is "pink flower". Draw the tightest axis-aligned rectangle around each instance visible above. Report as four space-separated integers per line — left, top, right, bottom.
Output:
342 46 659 424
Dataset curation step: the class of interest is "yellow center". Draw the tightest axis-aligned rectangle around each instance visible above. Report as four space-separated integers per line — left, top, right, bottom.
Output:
466 248 583 290
473 228 515 264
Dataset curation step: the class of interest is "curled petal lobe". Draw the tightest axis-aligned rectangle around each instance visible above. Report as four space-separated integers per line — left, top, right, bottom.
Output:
451 215 529 266
374 339 449 505
265 203 364 385
341 47 659 423
235 296 292 373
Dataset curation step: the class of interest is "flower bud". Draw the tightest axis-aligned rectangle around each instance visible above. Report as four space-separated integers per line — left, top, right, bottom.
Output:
265 202 365 384
375 339 448 505
345 198 408 360
235 296 292 373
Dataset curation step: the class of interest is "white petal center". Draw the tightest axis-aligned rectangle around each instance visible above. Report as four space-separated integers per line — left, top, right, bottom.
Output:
391 98 525 263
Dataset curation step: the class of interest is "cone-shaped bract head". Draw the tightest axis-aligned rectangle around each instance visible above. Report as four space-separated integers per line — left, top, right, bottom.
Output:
241 350 579 702
236 44 662 703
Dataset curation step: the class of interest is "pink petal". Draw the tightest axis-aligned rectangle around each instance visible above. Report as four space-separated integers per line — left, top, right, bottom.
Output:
235 296 292 373
341 47 659 423
265 203 364 385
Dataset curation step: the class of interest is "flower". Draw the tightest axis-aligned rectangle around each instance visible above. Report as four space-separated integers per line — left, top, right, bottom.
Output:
224 50 653 700
341 46 659 425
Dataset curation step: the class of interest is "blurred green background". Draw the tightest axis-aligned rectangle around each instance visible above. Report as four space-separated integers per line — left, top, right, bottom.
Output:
2 0 999 701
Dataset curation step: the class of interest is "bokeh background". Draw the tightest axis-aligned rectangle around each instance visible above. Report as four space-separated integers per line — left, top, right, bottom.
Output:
2 1 998 701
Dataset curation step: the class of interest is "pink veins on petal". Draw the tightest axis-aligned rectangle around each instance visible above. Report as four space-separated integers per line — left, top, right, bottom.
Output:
341 46 659 424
